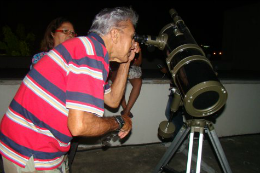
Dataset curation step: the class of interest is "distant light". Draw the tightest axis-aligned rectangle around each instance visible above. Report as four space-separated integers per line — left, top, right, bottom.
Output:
219 52 222 55
213 52 216 55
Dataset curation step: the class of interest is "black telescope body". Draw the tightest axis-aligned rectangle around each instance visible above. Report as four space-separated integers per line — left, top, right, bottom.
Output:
135 9 227 117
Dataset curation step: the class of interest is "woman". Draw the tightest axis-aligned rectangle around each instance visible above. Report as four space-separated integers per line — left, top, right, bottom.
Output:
31 17 77 67
120 45 142 118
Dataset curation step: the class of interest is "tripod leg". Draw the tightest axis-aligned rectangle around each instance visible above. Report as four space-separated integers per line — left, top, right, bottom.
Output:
206 127 232 173
195 129 204 173
186 130 194 173
153 125 190 173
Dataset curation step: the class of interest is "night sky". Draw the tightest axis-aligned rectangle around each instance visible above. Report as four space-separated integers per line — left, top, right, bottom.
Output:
0 1 258 54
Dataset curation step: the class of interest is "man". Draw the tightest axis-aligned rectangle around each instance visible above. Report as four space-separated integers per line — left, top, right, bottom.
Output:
0 7 139 172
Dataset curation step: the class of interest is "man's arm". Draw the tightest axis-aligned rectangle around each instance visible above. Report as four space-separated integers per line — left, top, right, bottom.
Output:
104 43 140 108
68 109 132 139
104 62 130 108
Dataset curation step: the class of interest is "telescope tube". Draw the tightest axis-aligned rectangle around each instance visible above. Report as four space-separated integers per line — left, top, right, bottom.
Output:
135 9 228 117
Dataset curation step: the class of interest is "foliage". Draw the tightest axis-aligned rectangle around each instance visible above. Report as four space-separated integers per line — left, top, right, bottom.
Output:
0 24 35 56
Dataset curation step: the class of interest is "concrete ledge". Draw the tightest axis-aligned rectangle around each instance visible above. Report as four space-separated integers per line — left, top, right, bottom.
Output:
0 78 260 147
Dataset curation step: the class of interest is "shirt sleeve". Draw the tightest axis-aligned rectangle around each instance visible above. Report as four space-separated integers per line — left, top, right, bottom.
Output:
62 38 107 117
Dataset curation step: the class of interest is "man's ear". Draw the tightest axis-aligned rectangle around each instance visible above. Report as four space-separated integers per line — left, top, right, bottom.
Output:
110 29 119 44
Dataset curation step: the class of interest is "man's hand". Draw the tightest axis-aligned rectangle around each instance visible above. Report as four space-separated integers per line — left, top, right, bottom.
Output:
127 42 140 62
118 114 132 139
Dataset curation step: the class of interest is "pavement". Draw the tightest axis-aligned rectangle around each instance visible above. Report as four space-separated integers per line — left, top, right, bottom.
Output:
70 134 260 173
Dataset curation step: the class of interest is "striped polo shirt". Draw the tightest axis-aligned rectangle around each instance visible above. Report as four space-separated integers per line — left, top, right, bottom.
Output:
0 33 110 170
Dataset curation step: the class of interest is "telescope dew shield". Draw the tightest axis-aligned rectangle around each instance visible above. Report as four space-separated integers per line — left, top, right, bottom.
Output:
161 10 228 117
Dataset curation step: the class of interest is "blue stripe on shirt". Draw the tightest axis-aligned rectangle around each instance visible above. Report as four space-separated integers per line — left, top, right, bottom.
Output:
66 91 104 110
0 132 67 160
55 39 108 81
28 68 66 104
10 100 71 143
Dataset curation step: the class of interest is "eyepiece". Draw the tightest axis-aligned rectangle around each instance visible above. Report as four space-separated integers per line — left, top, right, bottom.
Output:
134 34 167 50
134 34 148 44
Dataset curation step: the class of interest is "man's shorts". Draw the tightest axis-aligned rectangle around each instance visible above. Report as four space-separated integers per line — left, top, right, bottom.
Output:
2 155 69 173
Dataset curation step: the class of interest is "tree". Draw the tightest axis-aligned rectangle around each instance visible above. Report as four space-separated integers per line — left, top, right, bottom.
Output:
0 24 35 56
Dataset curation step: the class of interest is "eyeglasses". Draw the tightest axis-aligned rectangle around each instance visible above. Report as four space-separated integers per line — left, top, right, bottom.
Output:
55 29 77 37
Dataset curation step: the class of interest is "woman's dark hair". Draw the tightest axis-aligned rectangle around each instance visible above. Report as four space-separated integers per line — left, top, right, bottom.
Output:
40 17 72 52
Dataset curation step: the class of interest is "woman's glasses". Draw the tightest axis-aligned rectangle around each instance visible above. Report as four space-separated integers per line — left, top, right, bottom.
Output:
55 29 77 37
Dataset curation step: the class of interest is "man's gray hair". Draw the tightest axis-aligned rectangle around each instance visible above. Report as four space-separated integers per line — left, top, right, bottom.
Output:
89 7 139 36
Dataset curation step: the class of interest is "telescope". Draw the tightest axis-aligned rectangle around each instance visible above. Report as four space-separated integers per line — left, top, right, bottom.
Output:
135 9 227 118
136 9 232 173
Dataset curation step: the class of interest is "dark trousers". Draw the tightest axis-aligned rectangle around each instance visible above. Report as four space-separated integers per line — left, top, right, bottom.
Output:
68 137 79 173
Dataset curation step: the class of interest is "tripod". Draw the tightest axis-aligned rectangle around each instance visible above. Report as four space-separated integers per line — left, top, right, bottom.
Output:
153 119 232 173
